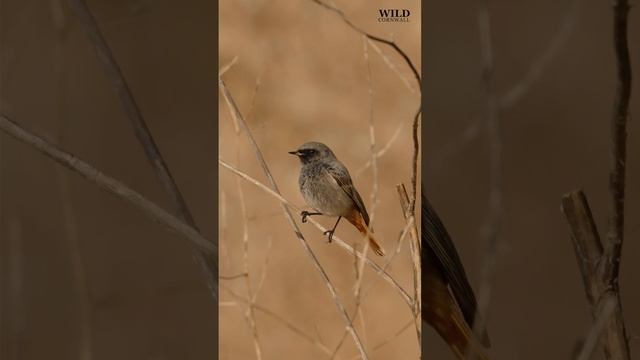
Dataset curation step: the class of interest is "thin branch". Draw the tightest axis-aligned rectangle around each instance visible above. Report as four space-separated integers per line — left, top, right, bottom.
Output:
396 184 421 344
67 0 218 299
310 0 421 212
561 191 631 359
562 2 633 359
354 119 406 177
219 56 239 77
218 159 413 309
347 319 414 360
219 79 369 359
470 1 502 357
231 77 263 360
309 0 420 88
433 0 582 168
367 39 417 95
605 0 631 293
220 273 248 280
0 115 215 255
499 0 582 108
576 293 617 360
253 237 272 302
222 285 334 357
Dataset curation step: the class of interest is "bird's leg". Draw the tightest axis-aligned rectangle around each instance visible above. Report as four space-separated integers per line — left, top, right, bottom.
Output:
323 217 342 243
301 211 322 223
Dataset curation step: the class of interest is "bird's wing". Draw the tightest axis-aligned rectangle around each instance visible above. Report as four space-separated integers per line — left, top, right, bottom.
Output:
324 165 370 226
422 193 479 331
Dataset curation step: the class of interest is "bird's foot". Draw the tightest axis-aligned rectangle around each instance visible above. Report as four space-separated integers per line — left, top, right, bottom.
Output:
301 211 322 223
323 229 335 243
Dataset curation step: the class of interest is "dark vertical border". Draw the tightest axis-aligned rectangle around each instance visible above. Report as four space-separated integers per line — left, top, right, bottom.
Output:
420 0 427 357
212 0 220 358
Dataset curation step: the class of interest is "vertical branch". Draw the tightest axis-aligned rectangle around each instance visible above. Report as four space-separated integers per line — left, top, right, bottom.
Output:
236 79 262 360
561 191 631 360
396 184 421 344
469 1 503 356
219 79 369 360
605 0 631 289
562 2 632 359
50 3 93 358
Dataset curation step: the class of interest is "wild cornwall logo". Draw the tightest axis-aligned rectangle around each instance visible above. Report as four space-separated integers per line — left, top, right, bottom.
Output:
378 9 410 22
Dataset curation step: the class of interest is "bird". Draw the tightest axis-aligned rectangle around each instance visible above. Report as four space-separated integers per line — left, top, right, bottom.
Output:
423 190 491 359
289 141 385 256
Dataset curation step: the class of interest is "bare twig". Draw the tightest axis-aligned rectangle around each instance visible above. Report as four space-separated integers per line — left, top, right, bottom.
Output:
575 294 617 360
309 0 420 88
605 0 631 294
219 79 369 359
336 217 415 358
218 159 413 309
219 56 239 77
220 273 248 280
310 0 421 211
368 39 417 95
0 115 215 254
50 4 93 358
347 319 414 360
354 119 406 177
560 2 632 359
468 2 503 358
434 0 582 169
67 0 218 299
499 0 582 108
396 184 421 343
561 191 631 359
222 285 334 357
232 76 263 360
253 237 272 302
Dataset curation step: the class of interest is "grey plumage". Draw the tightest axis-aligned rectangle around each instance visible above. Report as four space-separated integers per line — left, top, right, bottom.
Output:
289 142 384 256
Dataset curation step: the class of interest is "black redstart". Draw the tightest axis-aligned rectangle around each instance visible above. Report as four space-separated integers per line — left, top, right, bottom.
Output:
289 141 385 256
423 190 491 359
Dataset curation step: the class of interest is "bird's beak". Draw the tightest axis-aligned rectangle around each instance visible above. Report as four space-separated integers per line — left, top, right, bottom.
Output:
288 150 300 156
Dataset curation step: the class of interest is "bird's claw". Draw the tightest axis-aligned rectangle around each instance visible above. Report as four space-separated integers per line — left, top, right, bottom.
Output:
323 230 335 243
301 211 310 223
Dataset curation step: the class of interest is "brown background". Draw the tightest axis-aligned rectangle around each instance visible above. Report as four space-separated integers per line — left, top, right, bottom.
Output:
1 0 217 359
1 0 639 360
424 0 640 359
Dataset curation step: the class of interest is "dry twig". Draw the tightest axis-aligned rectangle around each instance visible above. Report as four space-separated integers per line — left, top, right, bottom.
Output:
469 2 502 357
396 184 422 344
219 79 369 359
222 285 334 357
67 0 218 299
0 115 215 255
218 159 413 309
310 0 421 213
560 1 632 359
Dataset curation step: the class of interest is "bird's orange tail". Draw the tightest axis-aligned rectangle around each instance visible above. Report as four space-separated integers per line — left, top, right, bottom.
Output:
346 213 385 256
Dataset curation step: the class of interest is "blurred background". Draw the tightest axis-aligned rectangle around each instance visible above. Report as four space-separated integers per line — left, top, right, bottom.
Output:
2 0 639 360
219 0 421 359
1 0 217 359
424 1 639 359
